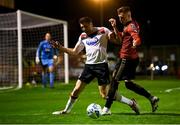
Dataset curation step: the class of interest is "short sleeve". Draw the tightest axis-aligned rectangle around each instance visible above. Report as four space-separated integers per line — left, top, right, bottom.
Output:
74 35 85 53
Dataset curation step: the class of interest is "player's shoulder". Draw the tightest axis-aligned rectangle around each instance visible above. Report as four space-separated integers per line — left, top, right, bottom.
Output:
127 20 140 33
80 33 88 40
39 40 49 47
97 27 110 34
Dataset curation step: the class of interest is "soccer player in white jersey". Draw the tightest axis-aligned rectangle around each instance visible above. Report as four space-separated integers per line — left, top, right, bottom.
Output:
52 17 139 115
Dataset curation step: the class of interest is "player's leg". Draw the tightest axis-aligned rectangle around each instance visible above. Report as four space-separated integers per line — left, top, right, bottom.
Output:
95 63 111 100
123 58 149 97
48 59 55 88
52 64 94 115
123 58 151 98
125 79 152 99
41 66 48 88
52 79 87 115
125 79 159 112
41 59 49 88
98 84 108 99
102 59 140 115
114 92 140 114
103 79 118 108
101 82 140 115
95 63 114 115
95 62 137 114
48 66 54 88
63 79 87 113
123 58 159 112
102 59 123 114
98 83 139 115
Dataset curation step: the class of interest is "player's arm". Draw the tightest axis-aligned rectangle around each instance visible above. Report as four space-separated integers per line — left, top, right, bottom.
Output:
53 49 62 66
50 40 84 56
131 32 141 48
102 26 121 45
128 24 141 48
50 38 84 56
53 48 58 62
35 42 42 64
60 41 84 56
60 47 77 55
108 32 121 45
108 18 122 44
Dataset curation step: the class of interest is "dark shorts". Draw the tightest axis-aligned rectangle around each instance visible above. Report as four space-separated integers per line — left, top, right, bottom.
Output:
78 63 110 85
113 58 139 81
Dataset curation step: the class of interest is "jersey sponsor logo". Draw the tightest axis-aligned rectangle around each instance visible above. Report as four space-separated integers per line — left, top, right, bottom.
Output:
130 24 138 33
130 21 140 33
45 48 50 52
86 37 99 46
43 44 51 52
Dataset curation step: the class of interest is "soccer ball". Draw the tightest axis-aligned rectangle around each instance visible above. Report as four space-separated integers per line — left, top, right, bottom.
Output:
86 103 102 119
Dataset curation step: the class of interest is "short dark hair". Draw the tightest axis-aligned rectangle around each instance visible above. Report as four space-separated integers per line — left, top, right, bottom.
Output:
117 6 131 14
79 17 92 24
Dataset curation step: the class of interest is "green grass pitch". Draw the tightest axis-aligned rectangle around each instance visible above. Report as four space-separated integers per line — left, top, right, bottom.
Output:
0 77 180 124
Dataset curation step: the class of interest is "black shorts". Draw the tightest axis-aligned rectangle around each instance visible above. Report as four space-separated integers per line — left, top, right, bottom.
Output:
113 58 139 81
78 63 110 85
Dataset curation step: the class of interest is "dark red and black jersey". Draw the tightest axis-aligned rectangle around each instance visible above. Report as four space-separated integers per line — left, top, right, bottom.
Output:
119 20 141 59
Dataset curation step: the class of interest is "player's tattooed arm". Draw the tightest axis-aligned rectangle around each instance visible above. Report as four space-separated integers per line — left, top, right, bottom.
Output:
49 40 82 56
108 32 121 45
49 40 63 49
109 18 122 44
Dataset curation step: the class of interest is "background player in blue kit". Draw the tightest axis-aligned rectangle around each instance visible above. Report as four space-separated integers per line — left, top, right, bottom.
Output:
35 32 58 88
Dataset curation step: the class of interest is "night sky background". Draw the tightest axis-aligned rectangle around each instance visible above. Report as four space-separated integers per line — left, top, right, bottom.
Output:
1 0 180 47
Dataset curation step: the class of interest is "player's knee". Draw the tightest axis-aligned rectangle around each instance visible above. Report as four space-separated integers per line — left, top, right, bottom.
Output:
100 91 107 99
48 67 54 72
111 80 119 90
101 94 107 99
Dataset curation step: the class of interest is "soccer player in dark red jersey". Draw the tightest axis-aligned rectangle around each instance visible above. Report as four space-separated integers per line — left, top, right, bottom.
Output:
101 6 159 115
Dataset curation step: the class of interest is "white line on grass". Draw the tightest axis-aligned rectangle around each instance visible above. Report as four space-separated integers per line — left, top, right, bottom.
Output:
0 86 13 90
165 87 180 93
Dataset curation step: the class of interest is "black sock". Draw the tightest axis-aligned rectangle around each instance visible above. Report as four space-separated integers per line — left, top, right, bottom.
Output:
105 80 119 108
125 81 151 99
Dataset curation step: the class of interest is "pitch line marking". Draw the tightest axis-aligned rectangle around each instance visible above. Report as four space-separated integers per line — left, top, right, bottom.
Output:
165 87 180 93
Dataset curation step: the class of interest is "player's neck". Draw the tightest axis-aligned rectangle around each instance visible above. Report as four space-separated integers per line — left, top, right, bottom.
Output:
86 27 97 35
124 20 132 26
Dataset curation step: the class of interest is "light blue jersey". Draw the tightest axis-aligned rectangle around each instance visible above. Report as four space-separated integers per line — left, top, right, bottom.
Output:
36 40 58 67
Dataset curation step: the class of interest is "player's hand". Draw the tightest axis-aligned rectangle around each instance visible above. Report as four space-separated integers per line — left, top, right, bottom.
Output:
53 55 60 66
35 57 40 64
132 40 137 49
49 40 63 49
109 18 116 27
53 55 58 60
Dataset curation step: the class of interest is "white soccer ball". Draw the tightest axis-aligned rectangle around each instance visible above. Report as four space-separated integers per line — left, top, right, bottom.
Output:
86 103 102 119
